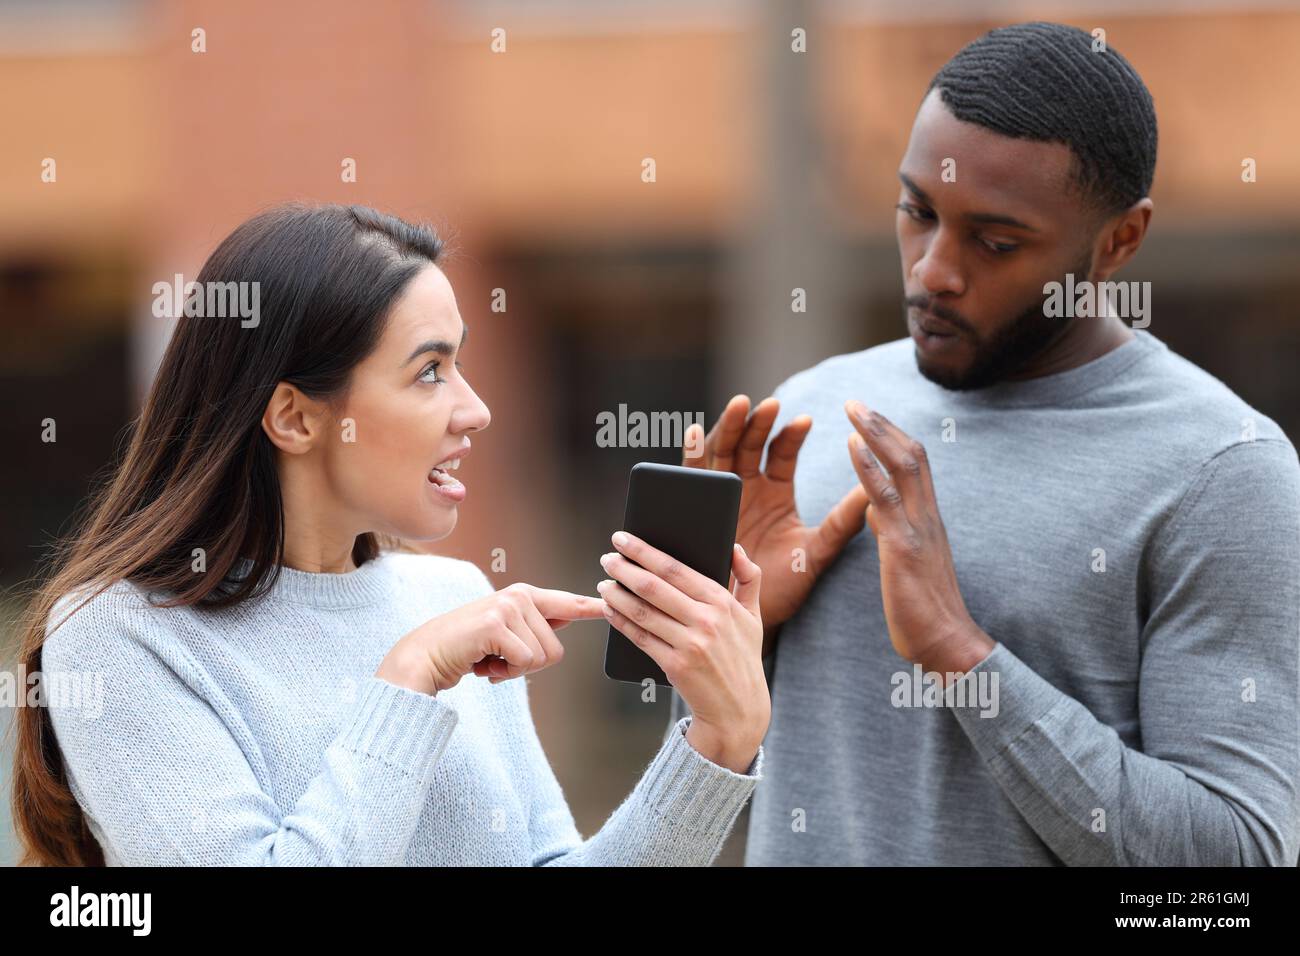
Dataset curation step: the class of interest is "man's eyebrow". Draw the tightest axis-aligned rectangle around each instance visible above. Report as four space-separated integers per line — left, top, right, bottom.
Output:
965 210 1039 232
897 171 1040 233
403 324 468 366
898 171 933 205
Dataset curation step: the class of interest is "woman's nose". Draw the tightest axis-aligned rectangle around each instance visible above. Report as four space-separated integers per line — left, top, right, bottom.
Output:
454 385 491 433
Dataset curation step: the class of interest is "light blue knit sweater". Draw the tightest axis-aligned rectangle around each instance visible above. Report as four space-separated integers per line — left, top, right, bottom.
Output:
41 552 763 865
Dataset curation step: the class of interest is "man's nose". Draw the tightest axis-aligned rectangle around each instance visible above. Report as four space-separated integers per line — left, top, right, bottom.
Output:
911 229 965 297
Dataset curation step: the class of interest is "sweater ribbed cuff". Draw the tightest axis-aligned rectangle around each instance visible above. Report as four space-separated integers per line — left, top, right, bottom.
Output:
336 676 459 784
946 642 1065 763
634 715 763 833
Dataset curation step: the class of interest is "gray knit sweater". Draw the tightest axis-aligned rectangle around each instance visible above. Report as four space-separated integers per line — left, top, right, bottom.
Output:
733 329 1299 865
41 553 763 865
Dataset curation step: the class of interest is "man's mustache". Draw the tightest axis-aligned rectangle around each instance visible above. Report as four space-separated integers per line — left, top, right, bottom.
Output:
905 297 975 335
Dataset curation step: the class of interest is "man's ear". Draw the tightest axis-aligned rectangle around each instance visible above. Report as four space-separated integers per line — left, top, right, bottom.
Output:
1092 197 1153 282
261 382 329 455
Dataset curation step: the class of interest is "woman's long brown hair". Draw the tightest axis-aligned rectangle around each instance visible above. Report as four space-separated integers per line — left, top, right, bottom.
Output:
6 202 445 865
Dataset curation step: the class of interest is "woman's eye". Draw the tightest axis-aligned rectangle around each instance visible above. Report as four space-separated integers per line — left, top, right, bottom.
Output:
418 361 443 384
895 202 934 223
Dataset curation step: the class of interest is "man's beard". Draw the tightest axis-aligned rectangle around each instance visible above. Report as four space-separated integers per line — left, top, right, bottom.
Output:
912 252 1092 391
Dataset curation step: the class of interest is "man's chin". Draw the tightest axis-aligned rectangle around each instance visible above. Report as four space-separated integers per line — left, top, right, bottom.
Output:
915 350 980 391
914 340 1024 392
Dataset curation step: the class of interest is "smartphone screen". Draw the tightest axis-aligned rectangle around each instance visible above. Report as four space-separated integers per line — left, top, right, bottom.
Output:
604 462 742 686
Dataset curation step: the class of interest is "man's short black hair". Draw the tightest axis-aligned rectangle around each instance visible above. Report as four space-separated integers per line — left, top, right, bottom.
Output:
926 21 1158 218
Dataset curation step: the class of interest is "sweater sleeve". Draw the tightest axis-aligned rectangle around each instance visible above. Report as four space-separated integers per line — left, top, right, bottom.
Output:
948 439 1300 865
41 597 459 866
509 676 763 866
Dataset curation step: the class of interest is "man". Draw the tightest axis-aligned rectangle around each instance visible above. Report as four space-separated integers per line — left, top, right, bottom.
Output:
673 21 1300 865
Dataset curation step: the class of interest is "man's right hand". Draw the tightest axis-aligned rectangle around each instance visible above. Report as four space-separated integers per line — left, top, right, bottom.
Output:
683 395 869 655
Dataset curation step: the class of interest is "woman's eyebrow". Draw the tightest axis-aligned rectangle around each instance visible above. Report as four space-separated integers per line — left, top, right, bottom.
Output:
403 324 468 366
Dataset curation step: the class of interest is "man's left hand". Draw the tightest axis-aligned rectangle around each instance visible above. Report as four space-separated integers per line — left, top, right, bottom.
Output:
844 400 996 681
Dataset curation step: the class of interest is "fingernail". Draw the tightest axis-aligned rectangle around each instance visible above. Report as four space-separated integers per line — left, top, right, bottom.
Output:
599 552 613 568
612 531 629 547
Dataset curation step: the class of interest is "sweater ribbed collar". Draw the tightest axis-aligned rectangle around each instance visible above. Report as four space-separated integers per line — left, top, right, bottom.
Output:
228 553 394 608
923 327 1163 409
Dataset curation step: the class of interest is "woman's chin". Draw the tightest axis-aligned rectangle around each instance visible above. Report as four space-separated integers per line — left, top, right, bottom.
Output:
394 508 458 543
421 514 458 541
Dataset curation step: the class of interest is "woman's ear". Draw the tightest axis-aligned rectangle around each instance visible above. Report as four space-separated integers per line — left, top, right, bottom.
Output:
261 381 330 455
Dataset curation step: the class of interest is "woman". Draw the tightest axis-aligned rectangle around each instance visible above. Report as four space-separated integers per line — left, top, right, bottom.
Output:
9 203 770 866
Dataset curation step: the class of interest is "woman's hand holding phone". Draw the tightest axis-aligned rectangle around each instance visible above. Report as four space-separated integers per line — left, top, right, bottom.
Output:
597 530 770 774
376 584 607 696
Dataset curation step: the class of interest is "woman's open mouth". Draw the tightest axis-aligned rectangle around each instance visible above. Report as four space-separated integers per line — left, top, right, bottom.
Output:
428 456 466 503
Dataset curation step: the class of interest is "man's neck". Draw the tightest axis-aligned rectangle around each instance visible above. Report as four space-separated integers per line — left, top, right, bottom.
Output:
1004 315 1134 382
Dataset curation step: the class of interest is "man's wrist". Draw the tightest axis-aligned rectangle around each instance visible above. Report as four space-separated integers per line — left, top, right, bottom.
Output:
915 625 995 684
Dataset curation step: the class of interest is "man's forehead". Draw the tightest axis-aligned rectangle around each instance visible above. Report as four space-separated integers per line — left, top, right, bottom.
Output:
901 89 1076 214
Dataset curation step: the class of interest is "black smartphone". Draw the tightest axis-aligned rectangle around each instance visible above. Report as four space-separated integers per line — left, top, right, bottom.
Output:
604 462 743 687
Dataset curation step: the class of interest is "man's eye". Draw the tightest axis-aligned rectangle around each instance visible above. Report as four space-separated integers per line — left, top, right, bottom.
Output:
418 361 443 384
895 202 934 223
980 238 1019 255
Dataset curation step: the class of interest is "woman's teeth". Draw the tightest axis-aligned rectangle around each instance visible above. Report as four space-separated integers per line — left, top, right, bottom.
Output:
429 457 466 496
